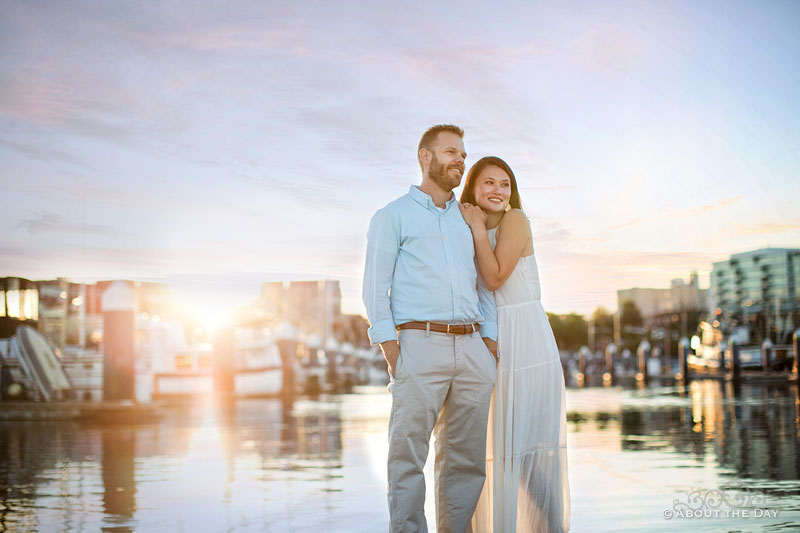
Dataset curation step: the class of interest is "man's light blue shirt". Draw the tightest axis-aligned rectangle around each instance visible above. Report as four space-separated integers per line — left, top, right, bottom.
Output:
362 185 497 345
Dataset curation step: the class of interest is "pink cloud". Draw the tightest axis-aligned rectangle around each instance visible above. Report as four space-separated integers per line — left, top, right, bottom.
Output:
737 221 800 235
668 195 742 217
0 74 72 125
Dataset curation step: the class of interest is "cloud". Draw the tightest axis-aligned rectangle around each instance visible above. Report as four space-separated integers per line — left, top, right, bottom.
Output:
529 217 576 245
736 221 800 235
668 196 742 218
15 211 112 236
0 75 70 125
586 194 744 244
0 138 92 169
2 0 798 320
532 246 722 314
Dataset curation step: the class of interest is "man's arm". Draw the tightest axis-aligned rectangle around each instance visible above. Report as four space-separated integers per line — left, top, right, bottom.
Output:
476 267 498 358
362 209 401 370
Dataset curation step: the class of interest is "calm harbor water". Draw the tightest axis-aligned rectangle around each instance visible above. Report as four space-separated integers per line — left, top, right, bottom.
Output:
2 380 800 532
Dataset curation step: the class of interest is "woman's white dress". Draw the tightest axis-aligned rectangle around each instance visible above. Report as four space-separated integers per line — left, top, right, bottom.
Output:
471 225 570 532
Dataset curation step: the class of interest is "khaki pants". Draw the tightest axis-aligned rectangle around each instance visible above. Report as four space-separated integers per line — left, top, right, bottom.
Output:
388 329 497 532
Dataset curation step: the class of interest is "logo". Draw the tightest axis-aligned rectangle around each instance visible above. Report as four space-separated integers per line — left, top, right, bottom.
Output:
663 487 782 520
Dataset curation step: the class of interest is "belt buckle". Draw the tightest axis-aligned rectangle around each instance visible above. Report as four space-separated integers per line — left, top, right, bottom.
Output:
446 323 453 335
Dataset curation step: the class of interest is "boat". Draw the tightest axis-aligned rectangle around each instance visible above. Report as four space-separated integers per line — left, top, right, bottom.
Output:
7 326 72 401
145 320 286 398
233 334 284 397
1 338 36 400
687 322 724 372
690 322 792 372
151 342 214 398
59 346 103 402
297 334 327 393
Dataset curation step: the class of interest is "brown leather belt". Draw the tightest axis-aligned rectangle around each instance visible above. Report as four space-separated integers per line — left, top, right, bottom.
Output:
397 321 480 335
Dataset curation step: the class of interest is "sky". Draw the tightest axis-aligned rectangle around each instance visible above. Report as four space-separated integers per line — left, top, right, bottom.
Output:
1 0 799 319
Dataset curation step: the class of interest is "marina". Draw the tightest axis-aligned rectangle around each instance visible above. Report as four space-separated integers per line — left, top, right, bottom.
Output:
2 382 800 531
1 260 799 531
2 1 799 530
0 278 383 407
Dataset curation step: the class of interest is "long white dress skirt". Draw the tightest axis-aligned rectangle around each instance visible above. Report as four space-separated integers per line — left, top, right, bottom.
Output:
471 228 570 532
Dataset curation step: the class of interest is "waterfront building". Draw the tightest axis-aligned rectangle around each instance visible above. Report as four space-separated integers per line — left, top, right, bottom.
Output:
38 279 102 349
617 273 709 336
258 281 287 321
256 280 343 339
0 277 38 338
36 279 176 350
711 247 800 343
286 280 342 334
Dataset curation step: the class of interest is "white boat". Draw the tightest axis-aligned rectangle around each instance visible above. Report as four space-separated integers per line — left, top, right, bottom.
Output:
154 372 214 397
688 321 724 372
234 337 283 397
151 343 214 398
1 337 37 400
148 329 285 398
8 326 72 401
60 346 103 402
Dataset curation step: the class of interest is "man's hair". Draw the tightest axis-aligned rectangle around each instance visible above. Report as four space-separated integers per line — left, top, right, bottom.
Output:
417 124 464 169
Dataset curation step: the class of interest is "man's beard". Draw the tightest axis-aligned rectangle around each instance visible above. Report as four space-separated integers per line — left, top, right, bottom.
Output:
429 153 463 192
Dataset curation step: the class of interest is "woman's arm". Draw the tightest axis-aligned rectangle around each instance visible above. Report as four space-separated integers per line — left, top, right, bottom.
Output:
461 206 531 291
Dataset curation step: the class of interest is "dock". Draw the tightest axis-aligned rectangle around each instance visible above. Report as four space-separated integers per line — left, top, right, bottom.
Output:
0 401 162 423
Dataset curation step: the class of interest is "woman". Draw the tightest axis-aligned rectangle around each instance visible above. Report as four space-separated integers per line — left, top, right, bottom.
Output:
459 156 570 532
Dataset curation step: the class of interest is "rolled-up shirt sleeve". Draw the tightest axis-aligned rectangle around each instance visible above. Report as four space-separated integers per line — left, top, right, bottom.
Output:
363 208 400 345
476 270 497 341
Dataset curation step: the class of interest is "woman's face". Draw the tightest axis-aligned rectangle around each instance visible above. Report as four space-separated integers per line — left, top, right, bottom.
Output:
473 165 511 213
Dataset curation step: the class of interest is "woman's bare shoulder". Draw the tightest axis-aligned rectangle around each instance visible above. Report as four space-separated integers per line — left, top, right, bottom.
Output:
496 209 530 243
498 209 529 231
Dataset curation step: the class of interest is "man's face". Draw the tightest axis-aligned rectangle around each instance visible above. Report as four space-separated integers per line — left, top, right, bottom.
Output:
427 132 466 192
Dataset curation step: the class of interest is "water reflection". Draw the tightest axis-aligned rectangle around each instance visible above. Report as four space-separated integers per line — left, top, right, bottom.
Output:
615 380 800 491
0 394 354 531
102 428 136 518
3 383 800 531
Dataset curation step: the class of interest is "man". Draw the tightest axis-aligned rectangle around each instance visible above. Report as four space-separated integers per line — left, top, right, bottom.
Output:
363 124 498 532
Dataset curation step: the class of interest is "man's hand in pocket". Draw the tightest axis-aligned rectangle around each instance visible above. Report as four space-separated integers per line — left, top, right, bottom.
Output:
380 340 400 375
483 337 498 362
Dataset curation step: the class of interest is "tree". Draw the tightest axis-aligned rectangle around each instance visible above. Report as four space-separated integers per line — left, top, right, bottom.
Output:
619 300 644 351
590 307 614 351
547 313 589 352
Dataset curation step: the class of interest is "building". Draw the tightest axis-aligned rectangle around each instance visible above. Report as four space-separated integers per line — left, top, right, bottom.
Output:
617 273 709 331
256 280 342 337
254 280 370 346
710 248 800 343
286 280 342 339
37 279 176 349
38 279 103 349
258 281 287 321
0 277 39 338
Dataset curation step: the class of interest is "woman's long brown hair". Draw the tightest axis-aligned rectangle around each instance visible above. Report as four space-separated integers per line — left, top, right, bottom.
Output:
459 156 522 210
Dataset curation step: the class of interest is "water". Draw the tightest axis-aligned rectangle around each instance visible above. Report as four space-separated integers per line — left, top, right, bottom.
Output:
1 380 800 532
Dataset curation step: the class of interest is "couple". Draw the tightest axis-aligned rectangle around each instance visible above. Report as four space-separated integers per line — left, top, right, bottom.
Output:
363 124 570 532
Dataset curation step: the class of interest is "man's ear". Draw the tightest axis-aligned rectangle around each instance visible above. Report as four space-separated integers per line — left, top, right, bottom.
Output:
419 147 431 167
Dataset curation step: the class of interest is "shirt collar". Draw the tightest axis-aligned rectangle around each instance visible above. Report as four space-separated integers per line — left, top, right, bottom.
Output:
408 185 456 212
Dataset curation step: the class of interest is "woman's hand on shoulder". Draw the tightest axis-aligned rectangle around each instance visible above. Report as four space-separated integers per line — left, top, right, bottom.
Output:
458 202 488 231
